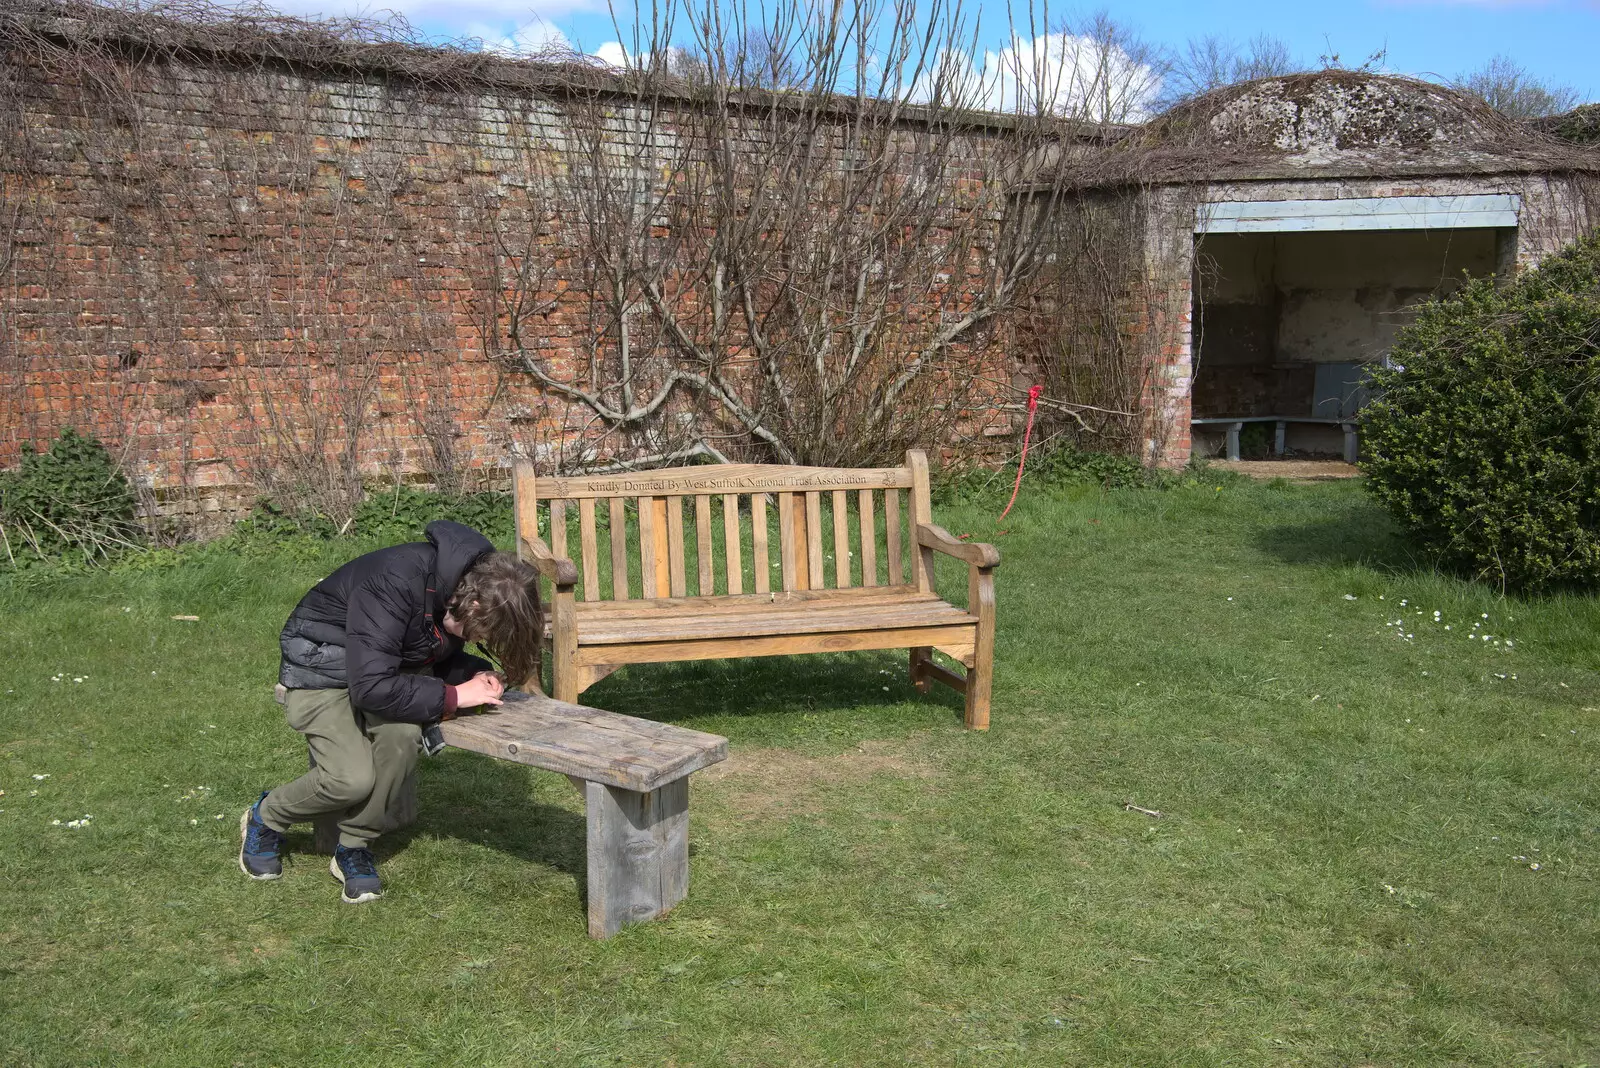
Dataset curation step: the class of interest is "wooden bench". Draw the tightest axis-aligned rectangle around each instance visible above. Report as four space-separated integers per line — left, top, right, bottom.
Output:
514 449 999 729
299 688 727 938
441 692 726 938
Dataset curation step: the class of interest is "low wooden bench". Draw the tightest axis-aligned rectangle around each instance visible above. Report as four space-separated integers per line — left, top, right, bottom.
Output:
514 449 999 729
441 692 726 938
297 688 727 938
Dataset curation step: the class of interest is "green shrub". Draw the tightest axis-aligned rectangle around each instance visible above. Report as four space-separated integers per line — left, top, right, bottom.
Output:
1361 230 1600 590
1028 445 1150 489
0 429 142 569
1545 103 1600 145
1237 422 1273 460
352 485 515 546
223 485 519 554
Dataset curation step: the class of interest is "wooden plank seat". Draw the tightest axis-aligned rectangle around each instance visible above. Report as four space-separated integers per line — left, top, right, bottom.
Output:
570 591 978 644
515 449 999 729
441 691 727 939
293 686 727 939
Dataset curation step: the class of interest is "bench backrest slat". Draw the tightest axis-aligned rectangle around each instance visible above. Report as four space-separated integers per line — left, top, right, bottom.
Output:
608 497 629 600
885 487 902 585
777 490 797 592
517 454 928 603
667 495 687 596
695 495 714 595
722 493 742 595
752 493 770 594
858 489 877 588
832 490 849 588
650 499 670 596
805 491 823 587
638 497 659 598
579 499 600 600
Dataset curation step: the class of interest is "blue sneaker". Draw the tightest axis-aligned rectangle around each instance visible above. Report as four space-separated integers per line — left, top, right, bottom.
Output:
238 791 285 881
331 845 382 904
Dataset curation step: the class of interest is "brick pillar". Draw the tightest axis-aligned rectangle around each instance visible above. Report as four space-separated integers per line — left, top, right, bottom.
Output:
1138 207 1195 469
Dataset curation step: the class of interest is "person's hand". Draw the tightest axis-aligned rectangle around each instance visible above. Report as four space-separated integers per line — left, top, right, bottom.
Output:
455 672 505 709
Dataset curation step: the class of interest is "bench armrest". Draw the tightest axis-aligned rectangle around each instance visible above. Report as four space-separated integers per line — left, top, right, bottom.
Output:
916 523 1000 569
520 535 580 588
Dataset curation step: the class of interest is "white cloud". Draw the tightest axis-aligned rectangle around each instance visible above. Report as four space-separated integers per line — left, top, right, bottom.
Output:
914 32 1162 122
589 40 703 72
474 16 572 56
592 40 632 68
261 0 599 34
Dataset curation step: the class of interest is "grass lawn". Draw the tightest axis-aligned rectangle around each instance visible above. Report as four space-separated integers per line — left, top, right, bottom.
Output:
1 477 1596 1066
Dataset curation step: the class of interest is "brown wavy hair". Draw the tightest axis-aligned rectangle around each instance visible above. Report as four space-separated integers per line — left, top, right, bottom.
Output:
448 552 544 691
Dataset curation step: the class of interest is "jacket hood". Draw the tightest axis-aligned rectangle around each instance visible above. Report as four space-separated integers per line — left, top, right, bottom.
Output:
426 520 495 602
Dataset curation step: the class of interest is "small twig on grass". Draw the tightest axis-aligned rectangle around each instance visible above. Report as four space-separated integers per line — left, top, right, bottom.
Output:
1123 801 1163 818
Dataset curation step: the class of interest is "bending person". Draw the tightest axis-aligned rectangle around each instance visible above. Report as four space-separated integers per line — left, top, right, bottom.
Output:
240 520 541 903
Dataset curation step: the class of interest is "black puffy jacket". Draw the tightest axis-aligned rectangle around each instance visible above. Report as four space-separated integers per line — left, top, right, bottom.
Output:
278 520 495 724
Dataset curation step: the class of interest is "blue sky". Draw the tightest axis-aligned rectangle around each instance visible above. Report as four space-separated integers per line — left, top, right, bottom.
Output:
273 0 1600 104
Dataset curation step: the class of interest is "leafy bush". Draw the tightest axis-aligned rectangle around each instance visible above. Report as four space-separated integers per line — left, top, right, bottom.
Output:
224 486 519 555
1544 102 1600 145
1028 445 1150 489
1237 422 1273 460
352 485 515 546
0 429 142 568
1361 230 1600 590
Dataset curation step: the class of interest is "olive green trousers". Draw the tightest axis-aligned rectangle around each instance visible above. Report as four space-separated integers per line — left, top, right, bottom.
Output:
257 688 421 849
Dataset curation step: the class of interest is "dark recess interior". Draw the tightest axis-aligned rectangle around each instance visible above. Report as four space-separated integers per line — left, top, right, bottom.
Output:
1191 227 1509 456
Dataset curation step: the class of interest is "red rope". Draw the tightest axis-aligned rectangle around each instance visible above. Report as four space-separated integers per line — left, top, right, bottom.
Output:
998 385 1045 522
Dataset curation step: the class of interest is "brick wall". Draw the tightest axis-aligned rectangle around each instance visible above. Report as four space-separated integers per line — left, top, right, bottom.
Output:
0 31 1040 521
4 20 1594 510
1 54 551 517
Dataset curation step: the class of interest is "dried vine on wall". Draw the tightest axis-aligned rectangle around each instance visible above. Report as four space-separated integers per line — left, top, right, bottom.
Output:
0 0 571 526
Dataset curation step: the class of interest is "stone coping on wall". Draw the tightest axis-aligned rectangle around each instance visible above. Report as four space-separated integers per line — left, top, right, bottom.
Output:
1 0 1113 143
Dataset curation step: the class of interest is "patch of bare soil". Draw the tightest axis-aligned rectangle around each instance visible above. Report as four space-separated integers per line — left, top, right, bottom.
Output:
699 738 938 820
1212 459 1361 482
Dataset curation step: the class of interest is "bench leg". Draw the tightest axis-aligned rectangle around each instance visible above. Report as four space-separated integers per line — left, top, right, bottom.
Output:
551 589 580 703
313 813 341 855
1342 423 1359 465
1274 421 1286 455
964 568 996 731
555 663 615 704
553 664 581 704
909 646 933 694
1225 422 1242 462
583 777 690 939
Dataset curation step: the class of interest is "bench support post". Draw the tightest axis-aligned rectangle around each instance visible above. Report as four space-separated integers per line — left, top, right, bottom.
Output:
584 777 690 939
313 813 340 854
1225 421 1243 462
1341 423 1359 464
909 646 933 693
550 585 581 703
964 565 996 730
